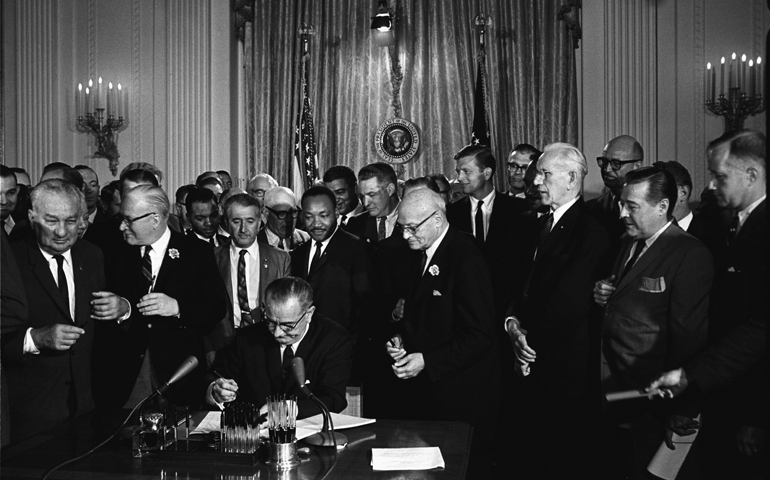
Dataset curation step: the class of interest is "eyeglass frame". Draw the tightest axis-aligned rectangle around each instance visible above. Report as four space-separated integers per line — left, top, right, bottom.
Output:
265 206 301 220
596 157 642 171
507 162 531 173
398 210 438 237
119 211 157 227
260 305 310 333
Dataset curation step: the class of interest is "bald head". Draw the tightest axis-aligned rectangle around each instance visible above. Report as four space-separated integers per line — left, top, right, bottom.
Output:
398 189 448 251
263 186 300 239
264 186 298 208
600 135 644 195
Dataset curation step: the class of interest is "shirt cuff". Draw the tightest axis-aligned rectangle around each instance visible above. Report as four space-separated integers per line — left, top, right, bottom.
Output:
504 316 520 333
117 298 132 323
23 327 40 354
205 381 225 410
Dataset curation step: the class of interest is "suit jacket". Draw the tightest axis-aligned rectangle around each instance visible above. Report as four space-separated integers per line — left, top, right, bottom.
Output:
205 241 290 364
185 228 230 249
446 192 527 319
8 236 105 442
601 223 713 396
92 229 228 408
508 199 612 397
208 313 352 418
396 227 499 426
585 189 626 254
257 226 310 251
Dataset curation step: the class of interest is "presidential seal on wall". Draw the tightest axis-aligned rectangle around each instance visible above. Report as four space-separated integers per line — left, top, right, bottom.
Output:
374 117 420 164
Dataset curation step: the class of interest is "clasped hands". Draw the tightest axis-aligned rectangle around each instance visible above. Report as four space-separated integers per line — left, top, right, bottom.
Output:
386 335 425 379
506 317 536 376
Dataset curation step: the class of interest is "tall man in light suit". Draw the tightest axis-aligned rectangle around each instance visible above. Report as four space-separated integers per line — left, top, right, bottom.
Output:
594 166 713 479
205 193 290 364
386 189 499 477
92 185 228 410
504 143 611 479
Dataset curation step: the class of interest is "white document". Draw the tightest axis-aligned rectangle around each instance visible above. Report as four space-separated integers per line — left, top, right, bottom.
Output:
371 447 445 471
647 415 701 480
190 411 221 434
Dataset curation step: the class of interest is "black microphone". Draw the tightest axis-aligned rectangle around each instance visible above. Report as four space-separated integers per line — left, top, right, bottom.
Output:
290 357 347 448
154 355 199 396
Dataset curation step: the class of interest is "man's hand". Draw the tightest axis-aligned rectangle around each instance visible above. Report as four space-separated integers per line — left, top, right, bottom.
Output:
506 318 536 364
646 368 689 399
593 275 616 306
392 353 425 379
138 293 180 317
212 378 239 404
390 298 405 323
30 324 85 351
90 291 130 320
736 425 765 457
665 414 700 449
386 335 407 362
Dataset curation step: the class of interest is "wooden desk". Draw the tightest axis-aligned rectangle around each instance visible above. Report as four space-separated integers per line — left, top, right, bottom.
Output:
0 414 471 479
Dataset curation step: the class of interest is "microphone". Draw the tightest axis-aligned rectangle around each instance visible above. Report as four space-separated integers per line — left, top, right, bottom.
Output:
154 355 199 397
290 357 347 448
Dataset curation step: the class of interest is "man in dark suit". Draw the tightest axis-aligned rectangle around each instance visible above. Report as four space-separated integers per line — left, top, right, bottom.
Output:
291 186 378 381
256 186 309 252
207 277 352 418
446 145 527 322
506 143 540 200
586 135 644 253
504 143 612 479
206 193 290 365
92 184 228 410
386 188 499 476
184 187 229 247
74 165 108 225
594 166 713 479
322 165 365 228
345 162 402 244
1 165 20 237
6 180 118 442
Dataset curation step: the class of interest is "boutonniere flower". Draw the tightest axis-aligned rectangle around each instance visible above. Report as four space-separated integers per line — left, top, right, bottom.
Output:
429 264 440 276
168 248 181 259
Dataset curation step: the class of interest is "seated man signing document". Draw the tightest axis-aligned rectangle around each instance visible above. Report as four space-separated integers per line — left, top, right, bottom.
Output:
206 277 352 418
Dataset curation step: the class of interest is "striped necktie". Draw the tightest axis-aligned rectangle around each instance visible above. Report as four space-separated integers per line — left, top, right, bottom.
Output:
142 246 153 292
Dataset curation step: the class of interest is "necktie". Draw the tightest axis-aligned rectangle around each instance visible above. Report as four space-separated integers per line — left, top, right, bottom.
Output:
309 241 323 276
418 251 428 276
278 239 285 250
141 246 153 292
728 214 740 245
341 215 348 226
209 237 216 247
282 345 294 385
54 255 70 317
237 249 253 325
475 200 485 242
378 217 387 241
539 212 554 246
619 239 646 281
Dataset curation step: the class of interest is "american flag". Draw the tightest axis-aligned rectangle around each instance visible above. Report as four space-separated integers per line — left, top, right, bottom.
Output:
293 58 319 192
470 43 490 147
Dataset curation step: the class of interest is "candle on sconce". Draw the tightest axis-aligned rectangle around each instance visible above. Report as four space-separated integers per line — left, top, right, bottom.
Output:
720 57 725 96
730 53 737 90
107 82 113 116
121 85 128 122
77 83 84 118
706 62 713 103
741 54 747 93
757 57 763 97
97 77 105 111
748 60 754 97
117 83 123 118
85 87 91 115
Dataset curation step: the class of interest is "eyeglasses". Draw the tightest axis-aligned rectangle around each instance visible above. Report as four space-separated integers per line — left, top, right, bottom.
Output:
119 212 157 227
398 210 437 236
596 157 642 171
507 163 530 173
250 189 267 198
266 206 300 220
261 307 309 333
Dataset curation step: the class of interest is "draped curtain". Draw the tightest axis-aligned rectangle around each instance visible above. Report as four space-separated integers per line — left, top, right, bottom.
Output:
239 0 578 189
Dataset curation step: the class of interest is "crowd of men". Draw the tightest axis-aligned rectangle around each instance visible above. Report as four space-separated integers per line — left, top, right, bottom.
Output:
0 129 765 479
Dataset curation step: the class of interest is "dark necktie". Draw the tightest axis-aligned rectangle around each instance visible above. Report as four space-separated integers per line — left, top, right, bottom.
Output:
308 241 323 276
141 246 153 292
237 249 253 325
620 239 646 281
209 237 216 247
278 239 285 250
54 255 70 317
475 200 485 243
418 251 428 276
281 345 294 385
341 214 348 226
539 212 554 246
728 214 740 245
378 217 387 241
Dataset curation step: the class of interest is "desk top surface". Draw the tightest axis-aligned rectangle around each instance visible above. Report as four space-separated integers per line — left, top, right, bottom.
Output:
0 414 471 480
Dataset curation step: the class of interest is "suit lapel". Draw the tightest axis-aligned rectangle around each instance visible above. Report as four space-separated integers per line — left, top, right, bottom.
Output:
265 340 283 393
309 231 339 278
71 245 90 327
613 223 680 295
366 216 378 243
216 246 233 304
28 241 72 321
409 229 452 306
153 231 179 292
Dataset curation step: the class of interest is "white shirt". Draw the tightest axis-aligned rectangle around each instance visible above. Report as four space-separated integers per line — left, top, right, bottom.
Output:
550 196 580 232
4 215 16 235
24 247 75 354
264 227 291 251
88 209 98 224
422 225 450 275
339 204 365 226
229 241 260 328
625 220 673 269
141 227 172 292
678 211 694 232
470 189 496 239
194 231 220 247
307 227 337 275
736 194 766 233
377 203 400 239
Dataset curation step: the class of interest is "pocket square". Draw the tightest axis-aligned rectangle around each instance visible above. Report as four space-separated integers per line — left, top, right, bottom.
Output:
639 276 666 293
432 290 442 296
727 266 739 273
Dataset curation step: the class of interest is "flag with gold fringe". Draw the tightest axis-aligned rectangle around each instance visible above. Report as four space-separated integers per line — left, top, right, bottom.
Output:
293 53 319 194
470 29 490 147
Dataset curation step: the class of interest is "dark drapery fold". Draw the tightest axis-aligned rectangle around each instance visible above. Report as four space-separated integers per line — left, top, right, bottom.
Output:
240 0 578 188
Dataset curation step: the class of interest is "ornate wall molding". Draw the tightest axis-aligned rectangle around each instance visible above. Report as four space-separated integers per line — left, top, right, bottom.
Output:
88 0 96 76
692 0 706 187
132 0 140 164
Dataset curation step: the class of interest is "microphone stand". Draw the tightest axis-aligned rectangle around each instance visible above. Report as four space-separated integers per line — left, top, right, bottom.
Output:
302 392 347 448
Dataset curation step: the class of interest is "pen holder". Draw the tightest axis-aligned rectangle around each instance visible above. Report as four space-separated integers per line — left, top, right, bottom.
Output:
265 395 299 469
267 441 300 469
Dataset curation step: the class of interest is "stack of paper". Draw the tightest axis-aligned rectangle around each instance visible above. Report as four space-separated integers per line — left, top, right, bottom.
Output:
371 447 445 471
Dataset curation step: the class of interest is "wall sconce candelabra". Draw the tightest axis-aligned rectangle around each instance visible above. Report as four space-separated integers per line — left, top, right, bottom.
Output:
75 77 128 175
371 0 394 47
705 53 764 132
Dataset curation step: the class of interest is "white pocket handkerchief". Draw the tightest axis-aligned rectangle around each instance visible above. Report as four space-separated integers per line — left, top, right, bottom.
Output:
639 276 666 293
432 290 442 296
